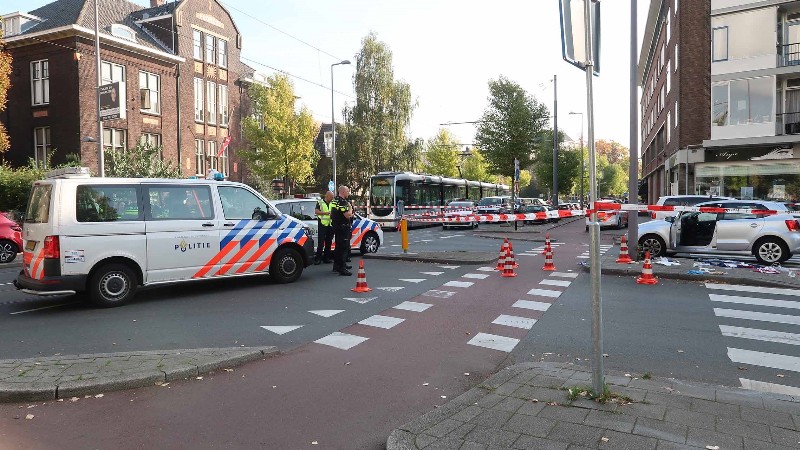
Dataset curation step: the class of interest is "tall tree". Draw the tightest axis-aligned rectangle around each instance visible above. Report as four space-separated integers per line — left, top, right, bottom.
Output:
599 163 629 197
240 74 319 193
596 140 629 165
461 148 488 181
532 130 582 197
400 138 423 173
338 32 416 196
475 76 549 180
0 25 11 154
422 129 459 177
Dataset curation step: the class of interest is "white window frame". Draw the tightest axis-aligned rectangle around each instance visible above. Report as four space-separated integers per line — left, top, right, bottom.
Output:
193 29 203 60
675 45 679 71
139 71 160 115
101 61 125 85
666 9 671 44
195 139 205 175
31 60 49 106
103 128 127 153
207 81 217 125
220 145 229 175
207 141 218 170
219 84 228 127
194 77 204 122
666 111 671 144
33 127 50 164
666 61 671 93
712 26 729 62
217 39 228 69
110 24 136 42
205 34 216 65
140 133 161 147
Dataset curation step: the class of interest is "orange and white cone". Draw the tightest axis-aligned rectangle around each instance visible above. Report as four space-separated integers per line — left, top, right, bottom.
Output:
542 245 556 271
508 241 520 268
495 238 509 270
636 251 658 285
541 233 551 255
351 260 372 292
616 235 634 264
501 247 517 277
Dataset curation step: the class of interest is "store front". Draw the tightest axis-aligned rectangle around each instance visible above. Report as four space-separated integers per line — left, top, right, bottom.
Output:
695 145 800 201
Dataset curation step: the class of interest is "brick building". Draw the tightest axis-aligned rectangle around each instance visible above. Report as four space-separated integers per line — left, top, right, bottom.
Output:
638 0 711 204
0 0 252 180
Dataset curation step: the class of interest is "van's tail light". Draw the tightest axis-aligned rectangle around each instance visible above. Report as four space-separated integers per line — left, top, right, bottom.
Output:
786 220 800 232
43 236 60 259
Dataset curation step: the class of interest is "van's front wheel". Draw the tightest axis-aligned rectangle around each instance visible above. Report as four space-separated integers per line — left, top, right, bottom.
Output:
270 247 303 283
89 263 137 307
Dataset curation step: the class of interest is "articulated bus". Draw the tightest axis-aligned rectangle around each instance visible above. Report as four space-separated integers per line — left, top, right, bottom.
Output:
368 172 510 228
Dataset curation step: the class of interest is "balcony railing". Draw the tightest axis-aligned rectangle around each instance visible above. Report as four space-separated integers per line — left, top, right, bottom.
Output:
780 43 800 67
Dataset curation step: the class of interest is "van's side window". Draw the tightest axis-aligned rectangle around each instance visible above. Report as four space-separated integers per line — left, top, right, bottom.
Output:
146 186 214 220
76 185 142 222
218 186 268 220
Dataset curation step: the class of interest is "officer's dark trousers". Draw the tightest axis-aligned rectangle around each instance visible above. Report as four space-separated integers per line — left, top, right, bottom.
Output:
333 225 350 271
316 224 333 261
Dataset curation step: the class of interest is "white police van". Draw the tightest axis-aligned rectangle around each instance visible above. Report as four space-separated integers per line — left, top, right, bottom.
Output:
15 168 314 307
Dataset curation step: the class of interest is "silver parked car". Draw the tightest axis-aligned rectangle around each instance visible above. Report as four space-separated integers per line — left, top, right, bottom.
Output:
637 200 800 264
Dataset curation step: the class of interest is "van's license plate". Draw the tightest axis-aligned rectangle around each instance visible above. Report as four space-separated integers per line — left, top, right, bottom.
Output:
25 241 36 251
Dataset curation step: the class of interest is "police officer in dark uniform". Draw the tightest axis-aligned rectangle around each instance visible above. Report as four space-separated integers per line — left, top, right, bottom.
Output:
331 185 354 276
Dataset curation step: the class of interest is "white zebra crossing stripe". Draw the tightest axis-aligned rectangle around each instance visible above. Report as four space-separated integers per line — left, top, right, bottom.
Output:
577 256 590 259
437 265 460 269
714 308 800 326
343 297 377 304
315 332 369 350
399 279 426 283
359 314 405 329
727 348 800 373
539 279 571 287
393 301 433 312
550 272 579 278
513 300 551 311
462 273 489 279
467 332 520 353
719 325 800 346
260 325 303 335
739 378 800 396
421 272 444 276
308 310 344 318
527 288 562 298
423 290 456 298
709 294 800 310
444 281 473 288
491 314 537 330
376 287 404 292
706 283 800 297
477 267 495 272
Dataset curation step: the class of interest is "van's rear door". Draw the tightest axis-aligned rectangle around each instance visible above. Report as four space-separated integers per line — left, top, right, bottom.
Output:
22 182 55 280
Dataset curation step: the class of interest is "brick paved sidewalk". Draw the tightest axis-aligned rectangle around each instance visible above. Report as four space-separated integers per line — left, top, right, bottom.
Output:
388 362 800 450
0 347 277 403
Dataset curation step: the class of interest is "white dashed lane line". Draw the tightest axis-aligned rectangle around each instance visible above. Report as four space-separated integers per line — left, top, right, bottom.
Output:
513 300 552 311
550 272 578 278
491 314 537 330
422 290 456 299
539 279 571 288
393 301 433 312
443 280 473 288
359 314 405 329
398 279 426 283
467 333 520 353
421 271 444 276
462 273 489 280
476 267 495 272
527 289 562 298
343 297 378 304
315 332 369 350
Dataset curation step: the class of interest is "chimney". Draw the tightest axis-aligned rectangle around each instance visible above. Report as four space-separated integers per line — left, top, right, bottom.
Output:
150 0 165 7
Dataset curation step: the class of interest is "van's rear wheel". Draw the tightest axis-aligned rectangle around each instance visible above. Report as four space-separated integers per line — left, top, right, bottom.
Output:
0 240 19 264
89 263 137 307
360 232 380 254
270 247 303 283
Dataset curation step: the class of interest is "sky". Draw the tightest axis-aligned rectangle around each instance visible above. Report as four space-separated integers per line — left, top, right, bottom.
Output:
4 0 652 153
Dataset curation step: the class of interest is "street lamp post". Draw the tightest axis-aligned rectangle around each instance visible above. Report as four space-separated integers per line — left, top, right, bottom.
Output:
330 60 351 188
93 0 104 177
569 111 585 208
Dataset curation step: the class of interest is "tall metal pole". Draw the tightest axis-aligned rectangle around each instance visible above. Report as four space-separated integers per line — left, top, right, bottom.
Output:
552 75 559 207
94 0 104 177
628 0 640 257
330 65 337 188
580 114 585 208
584 0 604 395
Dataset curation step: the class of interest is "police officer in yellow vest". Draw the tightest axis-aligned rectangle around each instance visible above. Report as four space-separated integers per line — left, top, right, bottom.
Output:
314 191 335 265
331 186 354 276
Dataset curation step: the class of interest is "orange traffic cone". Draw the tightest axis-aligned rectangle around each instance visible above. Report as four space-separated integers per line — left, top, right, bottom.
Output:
501 247 517 277
351 260 372 292
508 241 520 269
616 235 634 264
542 245 556 271
495 238 509 270
541 233 551 255
636 251 658 285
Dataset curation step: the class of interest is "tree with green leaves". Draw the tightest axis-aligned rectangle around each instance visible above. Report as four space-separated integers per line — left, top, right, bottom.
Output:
0 24 12 154
599 163 629 197
422 129 459 178
105 143 182 178
532 130 582 197
475 76 549 180
461 148 488 181
240 74 319 194
338 32 416 196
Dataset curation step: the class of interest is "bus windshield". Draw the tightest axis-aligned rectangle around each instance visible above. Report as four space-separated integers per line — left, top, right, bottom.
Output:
370 177 393 208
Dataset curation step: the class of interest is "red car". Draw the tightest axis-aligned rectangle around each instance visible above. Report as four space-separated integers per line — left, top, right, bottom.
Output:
0 212 23 264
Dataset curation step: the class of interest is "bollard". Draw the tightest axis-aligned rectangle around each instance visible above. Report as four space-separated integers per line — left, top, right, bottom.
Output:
400 218 409 253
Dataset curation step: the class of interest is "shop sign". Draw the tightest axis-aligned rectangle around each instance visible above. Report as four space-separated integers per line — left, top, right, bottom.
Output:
708 145 793 162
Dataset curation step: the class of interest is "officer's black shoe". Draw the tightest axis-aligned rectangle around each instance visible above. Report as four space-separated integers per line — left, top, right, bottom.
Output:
338 270 352 276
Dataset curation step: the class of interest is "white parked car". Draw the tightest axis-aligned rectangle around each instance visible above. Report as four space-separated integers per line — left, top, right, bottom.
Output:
650 195 734 221
443 201 477 229
586 199 628 231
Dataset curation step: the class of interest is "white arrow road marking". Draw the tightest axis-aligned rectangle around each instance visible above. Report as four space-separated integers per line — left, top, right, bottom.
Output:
376 287 404 292
399 279 426 283
393 301 433 312
421 271 444 276
359 314 405 329
315 332 368 350
343 297 378 304
260 325 304 335
308 310 345 317
467 333 519 353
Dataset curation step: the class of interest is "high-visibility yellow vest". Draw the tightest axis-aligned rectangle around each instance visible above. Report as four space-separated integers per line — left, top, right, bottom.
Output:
318 200 332 226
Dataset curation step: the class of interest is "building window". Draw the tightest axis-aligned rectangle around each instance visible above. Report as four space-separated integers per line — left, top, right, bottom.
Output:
34 127 50 163
103 128 127 153
31 60 49 105
219 85 228 126
712 27 728 62
195 139 205 175
674 45 678 71
207 81 217 125
101 61 125 84
219 145 229 175
666 61 671 93
205 34 216 64
666 9 671 44
207 141 218 170
675 102 678 127
139 71 160 114
660 45 665 70
712 77 774 126
193 29 203 60
666 111 671 143
140 133 161 147
194 77 204 122
110 24 136 42
218 39 228 69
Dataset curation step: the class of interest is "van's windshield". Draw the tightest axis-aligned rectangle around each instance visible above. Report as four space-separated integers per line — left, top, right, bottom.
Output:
25 184 52 223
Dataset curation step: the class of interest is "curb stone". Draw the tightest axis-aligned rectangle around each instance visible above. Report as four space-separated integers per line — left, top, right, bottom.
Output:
0 347 278 403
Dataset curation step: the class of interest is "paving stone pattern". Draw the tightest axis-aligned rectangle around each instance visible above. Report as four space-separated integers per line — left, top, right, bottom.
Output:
0 347 277 402
387 362 800 450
